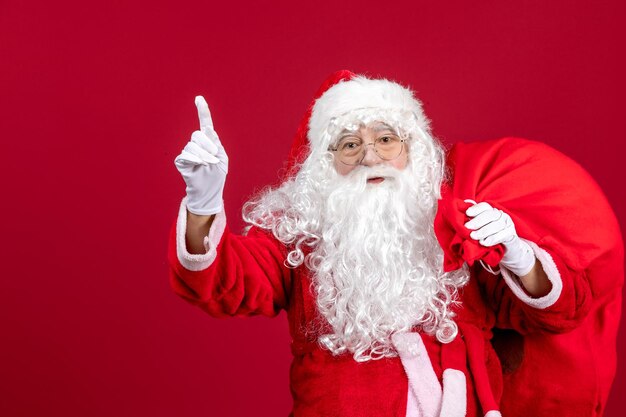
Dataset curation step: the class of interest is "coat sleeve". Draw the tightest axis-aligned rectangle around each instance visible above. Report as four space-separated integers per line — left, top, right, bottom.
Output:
167 198 293 318
477 238 593 335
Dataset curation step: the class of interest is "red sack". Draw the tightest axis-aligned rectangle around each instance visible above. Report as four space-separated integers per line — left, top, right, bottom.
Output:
435 194 506 271
435 137 624 416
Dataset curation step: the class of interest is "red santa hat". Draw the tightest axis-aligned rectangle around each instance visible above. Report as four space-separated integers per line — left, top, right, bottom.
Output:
308 73 431 150
283 70 432 179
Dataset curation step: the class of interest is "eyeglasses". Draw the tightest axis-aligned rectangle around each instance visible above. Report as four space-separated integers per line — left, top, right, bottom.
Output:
328 134 408 166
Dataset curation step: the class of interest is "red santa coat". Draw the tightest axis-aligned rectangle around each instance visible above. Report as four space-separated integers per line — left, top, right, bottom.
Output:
168 193 591 416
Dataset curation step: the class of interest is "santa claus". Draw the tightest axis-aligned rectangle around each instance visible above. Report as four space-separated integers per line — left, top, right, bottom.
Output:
169 71 621 416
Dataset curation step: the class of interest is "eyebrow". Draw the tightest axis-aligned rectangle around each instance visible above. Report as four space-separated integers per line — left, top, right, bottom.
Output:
337 122 396 137
371 123 396 132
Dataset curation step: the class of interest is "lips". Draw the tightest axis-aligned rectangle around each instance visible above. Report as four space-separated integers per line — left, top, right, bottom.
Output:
367 177 385 184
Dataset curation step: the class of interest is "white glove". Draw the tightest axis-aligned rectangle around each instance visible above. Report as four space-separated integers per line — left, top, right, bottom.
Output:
175 96 229 215
463 200 535 277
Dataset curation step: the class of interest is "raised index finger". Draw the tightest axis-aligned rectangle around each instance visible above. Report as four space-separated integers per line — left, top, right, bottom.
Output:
195 95 214 134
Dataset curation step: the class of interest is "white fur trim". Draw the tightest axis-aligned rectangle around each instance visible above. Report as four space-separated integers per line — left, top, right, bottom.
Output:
500 238 563 309
392 332 442 417
175 197 227 271
404 387 420 417
484 411 502 417
308 76 430 149
440 369 466 417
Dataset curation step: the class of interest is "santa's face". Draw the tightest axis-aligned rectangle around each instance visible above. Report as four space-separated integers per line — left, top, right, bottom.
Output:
242 111 469 362
331 122 409 177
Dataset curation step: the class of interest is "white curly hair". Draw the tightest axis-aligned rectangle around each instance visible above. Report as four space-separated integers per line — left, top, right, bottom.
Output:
243 76 469 362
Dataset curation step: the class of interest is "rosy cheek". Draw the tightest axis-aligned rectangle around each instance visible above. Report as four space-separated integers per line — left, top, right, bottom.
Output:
395 153 409 170
337 165 354 176
334 159 352 176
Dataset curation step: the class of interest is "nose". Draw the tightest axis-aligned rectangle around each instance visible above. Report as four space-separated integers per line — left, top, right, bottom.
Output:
360 143 384 167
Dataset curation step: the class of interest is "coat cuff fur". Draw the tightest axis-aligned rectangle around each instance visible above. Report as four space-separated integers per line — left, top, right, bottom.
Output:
175 197 226 271
500 238 563 309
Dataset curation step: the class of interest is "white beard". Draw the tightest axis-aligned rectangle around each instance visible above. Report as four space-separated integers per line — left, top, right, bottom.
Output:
309 164 461 361
243 132 469 362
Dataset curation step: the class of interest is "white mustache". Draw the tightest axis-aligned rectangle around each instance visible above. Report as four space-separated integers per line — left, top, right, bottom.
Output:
346 165 402 182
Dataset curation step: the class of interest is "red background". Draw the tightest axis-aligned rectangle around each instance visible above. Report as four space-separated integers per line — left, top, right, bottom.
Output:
1 1 624 416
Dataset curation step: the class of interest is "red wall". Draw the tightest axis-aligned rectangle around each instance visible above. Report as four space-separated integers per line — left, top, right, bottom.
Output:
1 1 624 416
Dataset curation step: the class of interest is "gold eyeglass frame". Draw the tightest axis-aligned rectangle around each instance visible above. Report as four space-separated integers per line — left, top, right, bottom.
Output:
327 135 409 166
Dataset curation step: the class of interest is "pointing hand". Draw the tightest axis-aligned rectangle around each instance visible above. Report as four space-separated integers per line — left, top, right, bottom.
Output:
175 96 229 215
